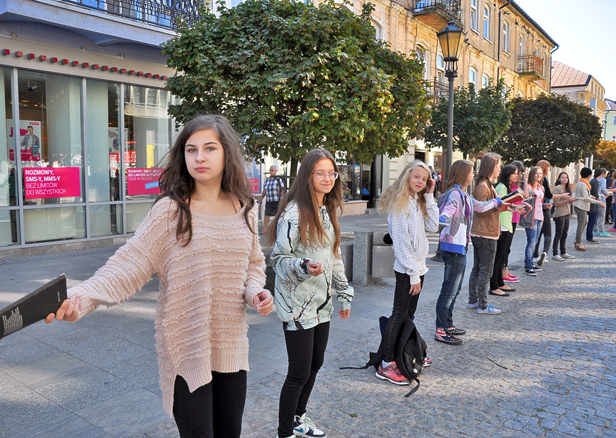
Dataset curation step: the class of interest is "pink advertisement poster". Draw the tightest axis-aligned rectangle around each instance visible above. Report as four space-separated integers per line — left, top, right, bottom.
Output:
127 168 164 196
24 167 81 199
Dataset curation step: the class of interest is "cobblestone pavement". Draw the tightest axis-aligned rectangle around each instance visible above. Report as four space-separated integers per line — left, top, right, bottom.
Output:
0 215 614 438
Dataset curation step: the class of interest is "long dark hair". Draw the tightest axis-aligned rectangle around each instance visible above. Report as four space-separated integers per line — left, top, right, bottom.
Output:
556 171 572 194
156 115 255 244
267 149 343 255
477 152 501 186
498 164 518 192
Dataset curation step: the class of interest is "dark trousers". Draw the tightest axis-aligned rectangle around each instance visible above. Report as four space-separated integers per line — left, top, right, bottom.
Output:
553 215 570 256
503 223 517 270
490 230 510 291
534 211 552 257
587 211 598 241
381 271 425 362
435 250 466 329
606 196 613 223
278 322 330 437
468 236 497 310
173 371 247 438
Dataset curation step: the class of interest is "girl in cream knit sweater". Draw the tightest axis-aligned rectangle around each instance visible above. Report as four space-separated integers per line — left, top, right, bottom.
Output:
46 115 273 438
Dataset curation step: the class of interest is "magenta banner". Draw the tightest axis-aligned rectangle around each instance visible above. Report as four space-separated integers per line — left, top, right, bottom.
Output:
24 167 81 200
126 168 163 196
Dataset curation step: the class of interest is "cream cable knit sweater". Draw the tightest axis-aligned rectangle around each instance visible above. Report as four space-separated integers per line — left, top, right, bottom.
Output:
68 197 266 416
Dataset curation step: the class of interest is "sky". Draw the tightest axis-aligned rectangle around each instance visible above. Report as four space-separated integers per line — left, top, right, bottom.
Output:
514 0 615 99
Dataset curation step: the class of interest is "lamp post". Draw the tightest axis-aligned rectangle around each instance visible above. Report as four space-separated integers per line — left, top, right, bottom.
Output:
437 20 463 184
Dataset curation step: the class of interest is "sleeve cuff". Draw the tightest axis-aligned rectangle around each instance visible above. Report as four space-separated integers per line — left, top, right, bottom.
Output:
410 273 421 285
424 193 436 203
496 198 503 205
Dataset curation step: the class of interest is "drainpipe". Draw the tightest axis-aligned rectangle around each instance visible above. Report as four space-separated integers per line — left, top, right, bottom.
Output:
549 44 559 93
496 0 510 82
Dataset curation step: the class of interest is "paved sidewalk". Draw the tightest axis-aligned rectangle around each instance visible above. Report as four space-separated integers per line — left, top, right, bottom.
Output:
0 214 614 438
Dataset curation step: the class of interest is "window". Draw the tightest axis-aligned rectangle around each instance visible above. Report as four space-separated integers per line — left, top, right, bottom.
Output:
416 46 430 81
436 54 445 84
613 116 616 125
470 0 478 32
482 74 489 88
518 36 525 70
372 20 383 40
483 5 491 41
0 68 18 247
469 68 477 86
502 21 510 53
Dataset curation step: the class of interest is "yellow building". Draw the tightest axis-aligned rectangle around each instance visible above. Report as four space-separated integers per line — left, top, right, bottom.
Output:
336 0 558 191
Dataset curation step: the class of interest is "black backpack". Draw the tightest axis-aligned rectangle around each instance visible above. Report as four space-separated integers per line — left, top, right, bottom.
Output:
341 315 428 397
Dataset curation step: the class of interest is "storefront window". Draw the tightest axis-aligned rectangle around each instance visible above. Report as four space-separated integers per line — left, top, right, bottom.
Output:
24 206 86 243
124 85 171 201
18 71 84 206
90 204 123 237
0 67 18 246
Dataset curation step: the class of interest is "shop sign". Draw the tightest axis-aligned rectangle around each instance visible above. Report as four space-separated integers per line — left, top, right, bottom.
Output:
24 167 81 199
126 168 164 195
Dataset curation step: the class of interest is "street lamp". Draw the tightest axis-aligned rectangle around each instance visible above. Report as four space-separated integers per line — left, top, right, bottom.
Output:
437 20 463 184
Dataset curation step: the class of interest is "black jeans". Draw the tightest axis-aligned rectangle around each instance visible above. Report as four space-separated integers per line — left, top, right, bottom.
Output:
534 210 552 257
381 271 425 362
173 371 247 438
552 215 570 256
503 223 517 270
278 322 330 437
587 211 598 241
490 230 510 291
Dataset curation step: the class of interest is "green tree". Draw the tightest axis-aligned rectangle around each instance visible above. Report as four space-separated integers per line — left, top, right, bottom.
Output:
493 94 603 167
423 80 511 157
162 0 430 166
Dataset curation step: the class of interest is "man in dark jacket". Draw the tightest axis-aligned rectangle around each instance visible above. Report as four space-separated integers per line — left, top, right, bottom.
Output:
587 169 602 244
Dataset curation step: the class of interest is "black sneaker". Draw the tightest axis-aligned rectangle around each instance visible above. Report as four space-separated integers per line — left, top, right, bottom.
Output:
525 268 537 276
447 326 466 336
435 328 463 345
532 265 542 272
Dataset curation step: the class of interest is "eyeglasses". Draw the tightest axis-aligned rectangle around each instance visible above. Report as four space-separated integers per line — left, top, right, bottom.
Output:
313 171 339 181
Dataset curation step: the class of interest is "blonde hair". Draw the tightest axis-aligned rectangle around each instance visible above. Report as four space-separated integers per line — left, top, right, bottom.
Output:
378 160 431 218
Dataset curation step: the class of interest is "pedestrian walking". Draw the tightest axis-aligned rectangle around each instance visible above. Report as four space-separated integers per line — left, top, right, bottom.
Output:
375 160 438 382
468 152 507 314
268 149 353 438
259 165 286 234
573 167 604 251
434 159 508 345
45 115 274 438
520 166 549 276
552 171 576 261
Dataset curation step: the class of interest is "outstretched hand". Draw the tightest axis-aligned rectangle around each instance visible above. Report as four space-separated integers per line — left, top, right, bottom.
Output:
45 298 79 324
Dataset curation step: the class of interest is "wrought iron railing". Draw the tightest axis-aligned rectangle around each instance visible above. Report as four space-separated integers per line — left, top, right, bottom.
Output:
410 0 461 22
60 0 203 29
431 78 449 99
518 55 545 77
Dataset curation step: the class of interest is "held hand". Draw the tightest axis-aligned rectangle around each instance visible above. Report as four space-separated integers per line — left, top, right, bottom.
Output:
514 204 528 215
409 282 421 295
564 194 575 202
45 298 79 324
497 202 510 211
308 262 323 276
545 203 553 210
339 309 351 320
426 177 435 194
253 290 273 316
600 202 606 208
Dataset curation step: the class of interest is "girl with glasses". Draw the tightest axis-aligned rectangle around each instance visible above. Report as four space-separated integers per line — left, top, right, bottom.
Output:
267 149 353 438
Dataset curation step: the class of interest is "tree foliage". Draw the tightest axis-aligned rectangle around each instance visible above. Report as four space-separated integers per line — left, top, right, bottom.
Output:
595 140 616 169
423 80 511 157
162 0 430 164
493 94 603 168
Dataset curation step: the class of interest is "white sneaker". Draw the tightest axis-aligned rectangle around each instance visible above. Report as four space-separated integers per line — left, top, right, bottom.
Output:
467 302 478 309
553 255 564 261
562 253 575 259
537 252 547 266
477 305 501 315
294 414 327 438
532 256 540 264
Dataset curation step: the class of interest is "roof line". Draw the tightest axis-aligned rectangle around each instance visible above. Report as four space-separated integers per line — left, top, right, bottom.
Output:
506 0 558 48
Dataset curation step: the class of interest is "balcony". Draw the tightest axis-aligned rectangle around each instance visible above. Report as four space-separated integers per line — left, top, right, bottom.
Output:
408 0 461 31
59 0 202 29
517 55 545 81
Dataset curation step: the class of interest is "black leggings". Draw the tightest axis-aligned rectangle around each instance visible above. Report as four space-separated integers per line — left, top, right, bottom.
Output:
504 223 517 269
173 371 247 438
278 321 330 437
381 271 424 362
490 230 510 290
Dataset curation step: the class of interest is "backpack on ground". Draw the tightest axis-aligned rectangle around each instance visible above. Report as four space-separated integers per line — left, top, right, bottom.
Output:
341 315 428 397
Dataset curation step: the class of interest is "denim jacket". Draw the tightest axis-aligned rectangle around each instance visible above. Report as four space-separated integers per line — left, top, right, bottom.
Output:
270 201 353 331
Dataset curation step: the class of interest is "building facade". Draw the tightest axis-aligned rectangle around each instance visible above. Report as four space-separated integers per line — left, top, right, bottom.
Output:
605 99 616 142
0 0 197 254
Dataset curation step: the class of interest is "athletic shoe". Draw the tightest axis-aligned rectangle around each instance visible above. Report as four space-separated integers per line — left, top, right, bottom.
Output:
525 268 537 276
504 275 519 283
562 253 575 259
435 328 463 345
447 326 467 336
608 228 616 232
423 357 432 367
532 265 542 272
593 231 600 236
532 256 540 264
278 436 294 438
477 305 501 315
537 252 547 266
467 302 478 309
601 231 611 237
553 255 564 261
376 362 409 386
294 414 327 438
